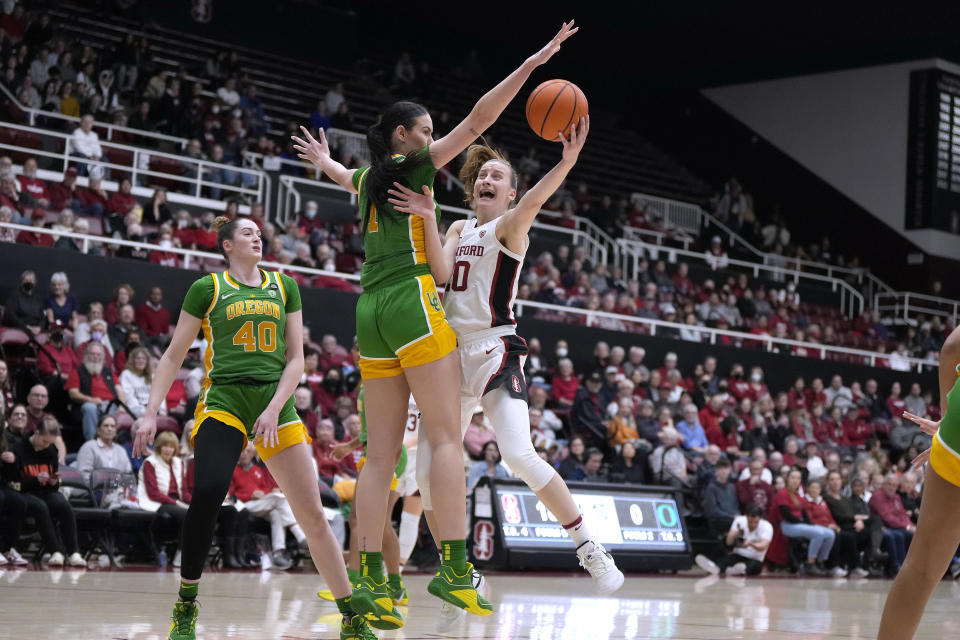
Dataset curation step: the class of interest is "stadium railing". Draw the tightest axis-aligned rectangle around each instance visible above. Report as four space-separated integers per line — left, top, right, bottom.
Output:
0 120 266 204
874 291 960 327
0 82 190 151
514 299 936 373
616 238 866 318
4 221 933 371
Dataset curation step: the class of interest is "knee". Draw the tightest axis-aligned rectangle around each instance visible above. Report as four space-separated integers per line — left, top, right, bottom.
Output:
81 402 98 415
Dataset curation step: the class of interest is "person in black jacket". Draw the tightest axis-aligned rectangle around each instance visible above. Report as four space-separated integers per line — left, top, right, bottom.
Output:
571 372 607 450
3 270 44 334
557 435 587 481
610 441 648 484
0 420 29 566
702 458 739 536
8 417 85 567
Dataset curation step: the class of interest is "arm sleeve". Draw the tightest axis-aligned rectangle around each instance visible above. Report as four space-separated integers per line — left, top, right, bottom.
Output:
142 462 176 504
279 274 302 313
181 276 215 319
779 504 802 524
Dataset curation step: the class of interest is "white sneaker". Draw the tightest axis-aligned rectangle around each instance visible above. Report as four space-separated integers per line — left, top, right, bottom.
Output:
831 566 848 578
172 550 182 568
851 567 870 578
695 554 720 576
67 552 86 568
577 541 625 595
726 562 747 576
5 548 26 566
437 600 467 634
0 553 7 566
48 552 64 567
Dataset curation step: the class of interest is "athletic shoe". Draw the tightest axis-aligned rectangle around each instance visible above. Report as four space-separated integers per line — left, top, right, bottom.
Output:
388 581 409 606
339 614 377 640
427 562 494 617
851 567 870 578
577 541 625 595
168 600 199 640
67 552 86 568
0 552 7 566
831 566 848 578
317 589 336 601
349 575 405 630
48 552 64 567
695 554 720 576
437 600 467 633
805 564 827 577
726 562 747 577
270 550 292 571
172 550 182 568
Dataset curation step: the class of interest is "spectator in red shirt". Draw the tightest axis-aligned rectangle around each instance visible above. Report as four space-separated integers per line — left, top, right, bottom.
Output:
318 334 349 372
312 367 343 418
193 212 218 251
107 178 138 217
137 431 190 562
77 177 109 217
551 358 579 408
787 377 808 410
869 473 915 573
886 381 906 420
807 377 827 408
66 342 128 442
16 211 54 247
737 457 776 511
37 326 80 384
728 364 751 401
746 367 769 402
16 158 50 208
301 348 325 402
48 167 83 211
172 210 197 248
841 406 871 447
105 283 134 325
312 418 357 483
672 262 694 296
699 394 727 435
294 386 320 439
135 286 172 347
229 443 305 569
149 229 180 268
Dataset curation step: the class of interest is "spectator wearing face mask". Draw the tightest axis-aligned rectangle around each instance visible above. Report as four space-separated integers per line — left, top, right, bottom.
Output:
4 271 44 334
313 368 343 417
298 200 324 233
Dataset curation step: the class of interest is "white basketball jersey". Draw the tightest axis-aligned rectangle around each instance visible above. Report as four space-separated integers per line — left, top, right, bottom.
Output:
404 395 420 450
444 217 525 337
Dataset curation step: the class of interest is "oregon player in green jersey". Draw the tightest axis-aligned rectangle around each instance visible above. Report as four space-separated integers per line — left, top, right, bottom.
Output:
132 217 374 640
878 326 960 638
318 385 409 606
292 20 578 628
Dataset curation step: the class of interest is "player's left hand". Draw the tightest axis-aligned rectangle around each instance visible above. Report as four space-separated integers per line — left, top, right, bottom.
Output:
252 407 280 450
559 115 589 160
387 183 436 221
911 447 932 472
902 411 939 436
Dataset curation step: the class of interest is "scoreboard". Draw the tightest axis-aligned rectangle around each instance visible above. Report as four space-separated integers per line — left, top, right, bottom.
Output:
469 478 692 572
906 68 960 233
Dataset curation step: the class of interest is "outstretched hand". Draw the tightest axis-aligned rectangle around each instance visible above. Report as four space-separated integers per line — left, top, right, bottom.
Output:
559 115 589 161
527 20 578 67
387 182 436 221
291 126 330 167
902 411 939 436
911 447 932 473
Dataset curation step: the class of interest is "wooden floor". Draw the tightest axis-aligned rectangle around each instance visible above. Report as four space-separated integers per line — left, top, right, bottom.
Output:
2 567 960 639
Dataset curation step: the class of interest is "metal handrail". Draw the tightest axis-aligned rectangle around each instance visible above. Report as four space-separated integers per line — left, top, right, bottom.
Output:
0 222 361 282
0 81 189 149
513 299 935 373
616 237 865 318
874 291 960 326
0 120 264 201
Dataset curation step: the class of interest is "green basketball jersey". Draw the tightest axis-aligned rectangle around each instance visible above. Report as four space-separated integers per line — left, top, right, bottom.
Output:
352 146 441 291
182 269 302 385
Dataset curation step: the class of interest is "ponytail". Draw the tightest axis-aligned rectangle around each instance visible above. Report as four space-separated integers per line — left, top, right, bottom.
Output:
361 101 432 233
459 143 516 207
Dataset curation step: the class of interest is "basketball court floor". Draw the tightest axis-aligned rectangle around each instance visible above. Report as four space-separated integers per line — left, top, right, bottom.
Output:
2 567 960 639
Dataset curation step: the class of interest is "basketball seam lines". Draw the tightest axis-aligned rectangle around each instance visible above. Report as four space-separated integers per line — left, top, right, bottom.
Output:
538 81 571 138
558 86 579 140
525 83 551 121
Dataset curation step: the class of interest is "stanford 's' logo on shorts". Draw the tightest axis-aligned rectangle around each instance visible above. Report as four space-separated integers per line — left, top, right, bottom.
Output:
511 375 521 393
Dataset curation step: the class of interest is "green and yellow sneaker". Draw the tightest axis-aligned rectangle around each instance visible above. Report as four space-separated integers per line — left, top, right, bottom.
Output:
349 575 404 630
388 581 408 606
339 613 377 640
317 588 336 601
427 562 493 617
167 600 199 640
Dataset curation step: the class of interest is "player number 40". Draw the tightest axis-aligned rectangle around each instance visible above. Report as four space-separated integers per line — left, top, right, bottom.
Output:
232 320 277 352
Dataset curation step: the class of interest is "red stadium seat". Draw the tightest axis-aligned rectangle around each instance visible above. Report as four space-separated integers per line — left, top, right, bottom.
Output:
156 415 182 437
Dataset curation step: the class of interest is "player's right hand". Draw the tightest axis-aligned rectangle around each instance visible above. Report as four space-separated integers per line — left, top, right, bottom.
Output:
133 415 157 458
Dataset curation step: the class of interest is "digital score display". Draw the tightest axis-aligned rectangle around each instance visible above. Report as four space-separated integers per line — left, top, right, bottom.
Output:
493 484 686 553
906 68 960 233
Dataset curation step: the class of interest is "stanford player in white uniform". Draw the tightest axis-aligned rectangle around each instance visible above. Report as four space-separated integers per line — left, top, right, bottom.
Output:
387 115 623 596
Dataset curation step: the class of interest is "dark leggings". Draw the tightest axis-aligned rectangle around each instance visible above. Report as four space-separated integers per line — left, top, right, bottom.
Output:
23 490 79 555
180 419 244 580
0 487 28 550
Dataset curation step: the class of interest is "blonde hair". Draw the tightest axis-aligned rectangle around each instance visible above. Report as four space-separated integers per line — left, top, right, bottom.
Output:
458 143 517 207
124 346 152 383
154 431 179 455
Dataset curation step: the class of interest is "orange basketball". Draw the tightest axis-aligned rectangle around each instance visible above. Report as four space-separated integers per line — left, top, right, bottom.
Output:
525 79 588 141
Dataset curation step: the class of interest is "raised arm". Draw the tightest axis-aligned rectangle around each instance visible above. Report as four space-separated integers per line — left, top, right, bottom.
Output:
132 310 201 457
429 21 578 169
387 182 465 285
291 126 357 193
499 116 588 242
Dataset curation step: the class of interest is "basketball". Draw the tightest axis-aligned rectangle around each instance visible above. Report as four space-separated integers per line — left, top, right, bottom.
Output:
525 79 589 140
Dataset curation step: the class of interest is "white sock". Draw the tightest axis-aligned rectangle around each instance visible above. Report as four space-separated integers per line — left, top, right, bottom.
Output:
290 524 306 543
398 512 420 563
564 515 592 548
